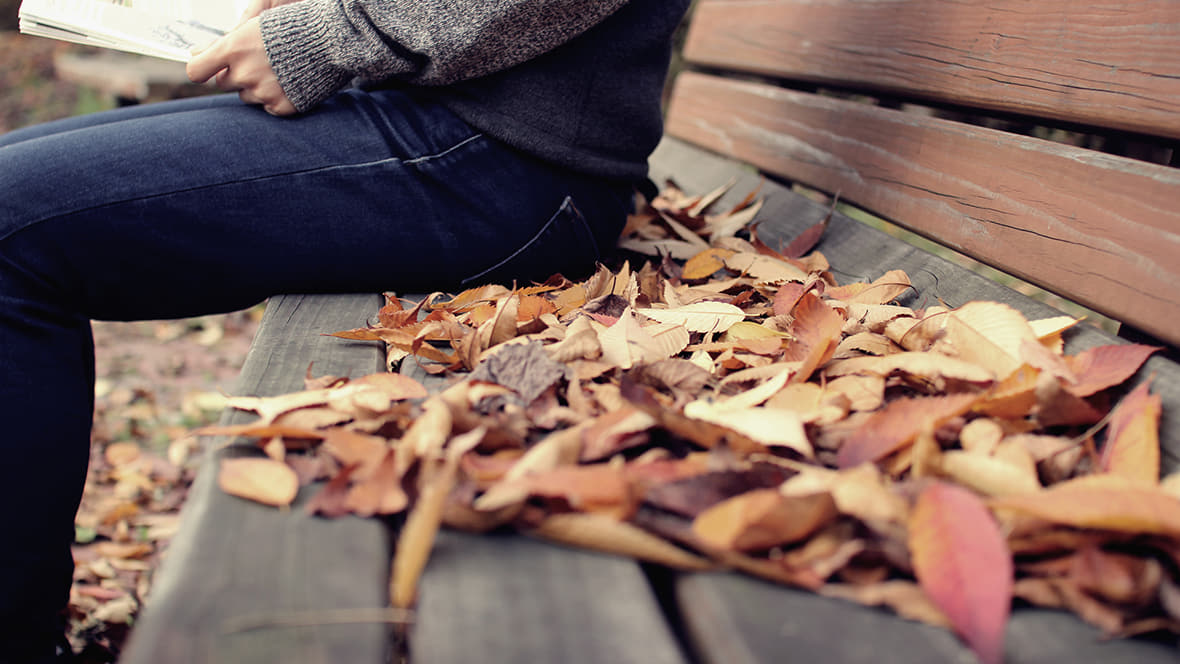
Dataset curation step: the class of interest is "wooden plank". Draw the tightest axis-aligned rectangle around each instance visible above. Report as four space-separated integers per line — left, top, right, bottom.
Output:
665 72 1180 346
122 293 393 664
684 0 1180 139
411 531 688 664
677 573 1180 664
401 361 689 664
650 136 1180 663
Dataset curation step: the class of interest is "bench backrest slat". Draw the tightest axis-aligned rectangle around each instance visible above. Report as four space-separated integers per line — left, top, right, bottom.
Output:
667 0 1180 346
683 0 1180 139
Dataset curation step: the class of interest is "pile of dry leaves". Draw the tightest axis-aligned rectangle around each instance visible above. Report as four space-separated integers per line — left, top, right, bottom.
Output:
206 182 1178 664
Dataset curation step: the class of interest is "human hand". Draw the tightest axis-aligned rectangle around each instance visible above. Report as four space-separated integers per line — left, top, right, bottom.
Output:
187 17 297 116
237 0 303 25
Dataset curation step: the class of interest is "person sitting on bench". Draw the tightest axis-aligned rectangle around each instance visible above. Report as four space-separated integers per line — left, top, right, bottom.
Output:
0 0 692 660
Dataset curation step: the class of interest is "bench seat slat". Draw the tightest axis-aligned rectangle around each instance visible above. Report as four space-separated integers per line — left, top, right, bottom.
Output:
684 0 1180 140
399 363 689 664
678 573 1180 664
665 71 1180 346
122 293 394 664
651 135 1180 664
411 530 688 664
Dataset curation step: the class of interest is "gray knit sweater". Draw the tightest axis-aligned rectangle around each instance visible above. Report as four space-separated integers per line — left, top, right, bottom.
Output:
260 0 691 181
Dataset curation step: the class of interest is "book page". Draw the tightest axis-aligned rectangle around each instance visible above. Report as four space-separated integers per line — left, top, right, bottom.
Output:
19 0 250 60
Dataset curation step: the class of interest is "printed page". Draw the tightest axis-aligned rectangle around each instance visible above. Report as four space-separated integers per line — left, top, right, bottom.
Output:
19 0 250 60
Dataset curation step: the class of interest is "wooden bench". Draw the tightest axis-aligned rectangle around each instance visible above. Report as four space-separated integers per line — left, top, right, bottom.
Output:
122 1 1180 662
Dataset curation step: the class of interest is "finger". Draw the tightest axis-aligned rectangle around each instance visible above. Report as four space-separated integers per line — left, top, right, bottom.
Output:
264 98 297 116
186 42 225 83
216 69 242 92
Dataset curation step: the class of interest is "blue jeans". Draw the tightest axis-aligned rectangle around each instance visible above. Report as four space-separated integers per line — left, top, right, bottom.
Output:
0 89 630 652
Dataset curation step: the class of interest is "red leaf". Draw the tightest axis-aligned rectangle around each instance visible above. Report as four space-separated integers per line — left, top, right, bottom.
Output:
1066 344 1160 397
1100 380 1162 483
910 482 1012 664
837 393 978 468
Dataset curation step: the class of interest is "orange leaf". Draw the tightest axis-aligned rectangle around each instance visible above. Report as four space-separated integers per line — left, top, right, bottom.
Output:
692 488 837 552
1066 344 1160 397
783 292 844 383
1100 380 1161 483
909 482 1012 664
837 393 978 468
990 474 1180 537
218 457 300 507
522 465 636 519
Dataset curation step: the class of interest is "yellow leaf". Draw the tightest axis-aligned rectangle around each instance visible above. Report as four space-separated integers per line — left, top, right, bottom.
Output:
682 248 736 280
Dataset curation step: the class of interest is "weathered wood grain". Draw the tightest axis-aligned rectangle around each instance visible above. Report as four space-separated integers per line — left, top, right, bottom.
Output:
121 293 393 664
678 572 1180 664
685 0 1180 139
650 137 1180 664
411 531 688 664
665 72 1180 346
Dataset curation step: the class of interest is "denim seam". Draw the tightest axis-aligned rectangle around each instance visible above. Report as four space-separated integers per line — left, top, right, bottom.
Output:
3 132 486 243
460 196 598 286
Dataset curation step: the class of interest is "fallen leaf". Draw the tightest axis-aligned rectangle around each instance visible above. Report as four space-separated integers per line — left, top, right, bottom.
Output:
991 474 1180 537
1066 344 1160 397
636 301 746 334
1100 380 1161 483
692 488 837 552
532 512 713 570
218 456 299 507
909 482 1012 664
836 393 978 468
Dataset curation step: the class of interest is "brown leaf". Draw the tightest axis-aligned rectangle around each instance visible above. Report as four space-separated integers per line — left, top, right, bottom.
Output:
836 393 978 468
692 488 837 552
909 482 1012 664
218 456 299 507
531 512 713 571
345 449 408 517
780 212 831 259
521 464 636 520
782 292 844 383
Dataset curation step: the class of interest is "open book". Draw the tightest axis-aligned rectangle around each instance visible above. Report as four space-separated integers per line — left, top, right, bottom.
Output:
18 0 250 62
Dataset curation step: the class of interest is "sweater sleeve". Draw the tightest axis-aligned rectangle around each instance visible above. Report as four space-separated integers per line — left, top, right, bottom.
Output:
260 0 631 112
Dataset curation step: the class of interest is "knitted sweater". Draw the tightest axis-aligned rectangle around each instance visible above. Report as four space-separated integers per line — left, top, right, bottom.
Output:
260 0 691 181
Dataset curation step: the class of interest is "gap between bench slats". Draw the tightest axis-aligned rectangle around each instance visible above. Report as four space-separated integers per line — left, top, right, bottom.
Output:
664 71 1180 347
649 137 1180 664
121 293 393 664
683 0 1180 140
